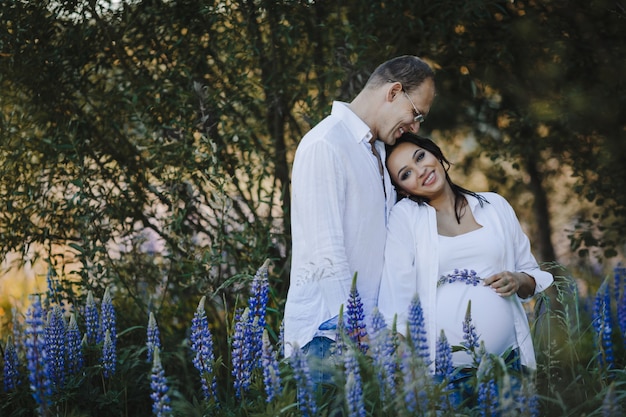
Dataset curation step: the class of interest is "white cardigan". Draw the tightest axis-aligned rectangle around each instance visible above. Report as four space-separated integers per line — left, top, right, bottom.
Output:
379 192 553 370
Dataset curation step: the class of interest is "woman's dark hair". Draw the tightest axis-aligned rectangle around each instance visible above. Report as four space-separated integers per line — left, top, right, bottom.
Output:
385 132 488 224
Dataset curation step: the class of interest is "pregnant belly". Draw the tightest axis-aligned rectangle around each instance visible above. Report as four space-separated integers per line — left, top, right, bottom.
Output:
436 283 517 367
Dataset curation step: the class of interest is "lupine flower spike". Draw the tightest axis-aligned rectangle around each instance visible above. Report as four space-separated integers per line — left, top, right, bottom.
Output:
261 329 281 403
435 330 458 412
45 305 67 390
100 287 117 378
462 300 480 362
66 313 84 376
592 280 614 370
25 296 52 415
346 273 368 353
150 347 172 417
613 265 626 346
344 345 366 417
407 294 429 362
102 330 116 379
190 296 217 403
84 290 99 345
3 336 20 392
147 312 162 363
231 308 253 398
290 343 317 417
247 259 270 368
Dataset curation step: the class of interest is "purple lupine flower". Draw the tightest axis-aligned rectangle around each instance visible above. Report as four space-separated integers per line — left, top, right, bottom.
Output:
45 305 67 390
147 312 161 364
516 377 539 417
290 344 317 417
102 330 116 378
407 294 429 362
477 378 499 417
190 296 217 403
25 296 53 415
592 281 614 370
100 287 117 377
400 345 431 414
346 273 368 353
262 329 281 403
66 313 84 376
84 290 99 345
461 300 480 357
435 330 453 379
344 345 366 417
231 308 254 398
3 336 20 392
435 330 459 412
101 287 117 344
614 266 626 346
369 308 397 405
247 260 270 369
334 305 347 357
150 347 172 417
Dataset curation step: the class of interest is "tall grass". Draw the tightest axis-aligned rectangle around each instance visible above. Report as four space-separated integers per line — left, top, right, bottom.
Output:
1 262 625 416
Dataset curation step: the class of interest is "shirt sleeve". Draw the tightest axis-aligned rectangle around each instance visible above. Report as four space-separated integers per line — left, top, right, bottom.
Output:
498 196 554 296
379 203 418 335
290 139 351 320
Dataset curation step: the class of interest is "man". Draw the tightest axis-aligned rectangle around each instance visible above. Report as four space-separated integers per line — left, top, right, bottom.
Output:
284 56 436 363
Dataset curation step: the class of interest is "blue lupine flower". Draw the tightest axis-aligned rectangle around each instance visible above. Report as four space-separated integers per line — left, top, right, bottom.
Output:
614 265 626 346
147 312 162 364
290 344 317 417
25 296 53 415
66 313 84 376
435 330 453 379
516 377 539 417
477 378 499 417
190 296 217 403
101 287 117 345
45 305 67 390
3 336 20 392
435 330 459 412
407 294 429 362
150 347 172 417
100 287 117 378
369 308 397 404
462 300 480 357
592 281 614 370
400 346 431 414
84 290 99 345
344 345 366 417
262 329 281 403
231 308 254 398
247 260 270 368
334 305 347 357
346 273 368 353
102 330 116 378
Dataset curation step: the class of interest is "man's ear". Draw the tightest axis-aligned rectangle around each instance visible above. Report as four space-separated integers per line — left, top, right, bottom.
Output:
387 81 403 102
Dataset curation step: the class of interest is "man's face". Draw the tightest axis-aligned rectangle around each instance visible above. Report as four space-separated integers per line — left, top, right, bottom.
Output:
379 78 435 146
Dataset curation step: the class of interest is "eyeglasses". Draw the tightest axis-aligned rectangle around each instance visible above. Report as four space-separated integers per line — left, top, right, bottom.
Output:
403 91 425 124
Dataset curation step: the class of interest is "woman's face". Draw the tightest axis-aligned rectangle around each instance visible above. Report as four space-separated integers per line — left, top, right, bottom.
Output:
386 141 447 199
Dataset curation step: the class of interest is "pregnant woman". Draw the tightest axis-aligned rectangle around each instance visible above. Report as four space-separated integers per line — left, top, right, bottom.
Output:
378 132 553 372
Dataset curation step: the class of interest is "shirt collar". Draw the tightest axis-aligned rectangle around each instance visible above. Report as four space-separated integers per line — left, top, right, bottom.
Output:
331 101 373 144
